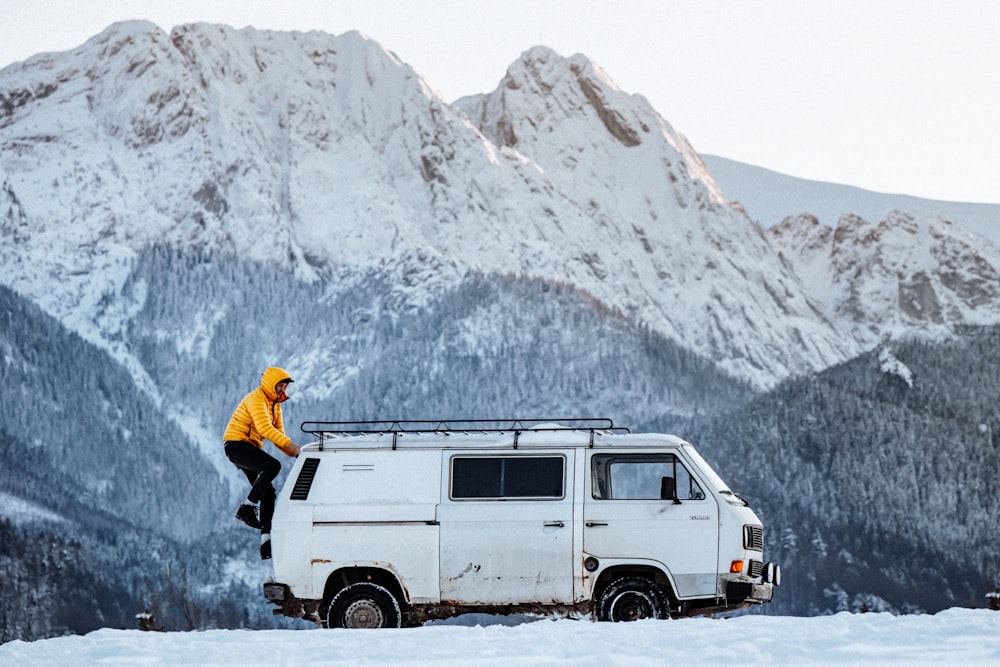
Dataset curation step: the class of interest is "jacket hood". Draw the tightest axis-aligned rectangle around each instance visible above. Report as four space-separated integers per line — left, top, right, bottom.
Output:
260 366 293 401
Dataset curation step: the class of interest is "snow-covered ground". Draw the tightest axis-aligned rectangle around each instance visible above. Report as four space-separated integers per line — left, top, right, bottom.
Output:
3 609 999 666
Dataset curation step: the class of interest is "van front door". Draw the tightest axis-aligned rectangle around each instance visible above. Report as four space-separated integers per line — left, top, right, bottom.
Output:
438 452 574 605
583 452 720 599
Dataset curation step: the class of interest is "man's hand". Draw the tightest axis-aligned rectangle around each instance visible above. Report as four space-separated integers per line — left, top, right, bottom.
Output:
285 442 302 458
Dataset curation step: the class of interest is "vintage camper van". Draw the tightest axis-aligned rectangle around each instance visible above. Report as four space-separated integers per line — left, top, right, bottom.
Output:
263 419 779 628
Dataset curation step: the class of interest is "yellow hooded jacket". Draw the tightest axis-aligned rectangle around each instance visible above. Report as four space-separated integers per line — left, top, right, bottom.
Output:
223 366 295 454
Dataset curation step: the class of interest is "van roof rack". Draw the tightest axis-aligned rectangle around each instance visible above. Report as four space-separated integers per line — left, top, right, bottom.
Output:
300 418 630 450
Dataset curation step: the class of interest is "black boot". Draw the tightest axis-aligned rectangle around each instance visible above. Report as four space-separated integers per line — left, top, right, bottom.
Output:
235 503 262 529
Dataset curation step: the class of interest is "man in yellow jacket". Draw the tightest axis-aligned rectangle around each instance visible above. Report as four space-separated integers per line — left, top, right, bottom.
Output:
223 366 302 560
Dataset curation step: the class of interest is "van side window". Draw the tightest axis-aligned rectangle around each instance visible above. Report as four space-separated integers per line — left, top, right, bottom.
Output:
451 456 564 499
591 454 705 501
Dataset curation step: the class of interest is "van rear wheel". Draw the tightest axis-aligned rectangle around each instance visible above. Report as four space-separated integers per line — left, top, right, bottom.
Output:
327 582 402 629
597 576 669 622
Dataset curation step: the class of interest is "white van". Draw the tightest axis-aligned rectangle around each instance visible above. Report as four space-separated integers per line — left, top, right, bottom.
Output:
263 419 779 628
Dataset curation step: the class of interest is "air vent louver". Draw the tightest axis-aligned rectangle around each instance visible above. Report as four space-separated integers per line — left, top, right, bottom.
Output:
290 458 320 500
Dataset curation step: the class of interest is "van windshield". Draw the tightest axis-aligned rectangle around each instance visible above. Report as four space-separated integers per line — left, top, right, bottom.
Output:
682 445 739 499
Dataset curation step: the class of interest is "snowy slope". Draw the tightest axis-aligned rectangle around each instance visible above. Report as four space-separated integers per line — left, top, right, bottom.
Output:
771 211 1000 344
2 609 999 666
1 21 857 390
704 154 1000 243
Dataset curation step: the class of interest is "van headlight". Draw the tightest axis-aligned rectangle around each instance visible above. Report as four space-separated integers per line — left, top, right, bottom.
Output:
761 562 781 586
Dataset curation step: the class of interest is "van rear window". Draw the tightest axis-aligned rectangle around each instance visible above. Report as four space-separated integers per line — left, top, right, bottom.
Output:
451 456 564 499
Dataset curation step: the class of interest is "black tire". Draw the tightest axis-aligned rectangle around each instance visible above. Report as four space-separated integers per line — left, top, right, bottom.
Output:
596 576 670 622
327 582 402 629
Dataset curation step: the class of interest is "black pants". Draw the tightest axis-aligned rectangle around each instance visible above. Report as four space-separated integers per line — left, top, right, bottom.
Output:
224 440 280 534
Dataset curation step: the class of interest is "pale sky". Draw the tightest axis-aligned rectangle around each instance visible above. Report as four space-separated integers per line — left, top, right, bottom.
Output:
2 0 998 204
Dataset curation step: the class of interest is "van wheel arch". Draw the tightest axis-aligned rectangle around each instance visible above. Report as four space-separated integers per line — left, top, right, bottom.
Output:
593 567 676 620
327 582 401 628
321 567 408 626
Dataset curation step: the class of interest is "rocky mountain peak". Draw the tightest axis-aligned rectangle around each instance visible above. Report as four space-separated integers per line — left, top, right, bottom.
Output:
832 213 877 247
452 46 860 385
772 213 830 252
457 46 724 204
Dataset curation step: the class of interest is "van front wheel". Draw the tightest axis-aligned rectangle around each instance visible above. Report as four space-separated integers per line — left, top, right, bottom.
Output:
327 582 402 629
597 576 669 622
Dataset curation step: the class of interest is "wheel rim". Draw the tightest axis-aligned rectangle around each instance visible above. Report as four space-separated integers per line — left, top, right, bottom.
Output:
612 591 655 621
342 598 385 628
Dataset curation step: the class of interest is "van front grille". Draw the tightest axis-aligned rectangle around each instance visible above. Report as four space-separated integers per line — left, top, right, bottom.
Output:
290 458 321 500
749 560 764 577
744 524 764 551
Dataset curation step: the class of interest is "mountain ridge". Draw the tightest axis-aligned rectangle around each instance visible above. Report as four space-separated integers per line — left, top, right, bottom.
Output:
770 210 1000 346
703 154 1000 243
6 22 997 393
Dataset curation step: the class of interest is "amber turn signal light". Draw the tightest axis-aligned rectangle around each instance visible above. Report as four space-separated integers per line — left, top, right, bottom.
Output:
730 560 744 574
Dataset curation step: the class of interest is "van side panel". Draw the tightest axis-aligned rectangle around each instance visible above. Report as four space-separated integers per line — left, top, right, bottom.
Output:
288 450 443 603
309 524 439 603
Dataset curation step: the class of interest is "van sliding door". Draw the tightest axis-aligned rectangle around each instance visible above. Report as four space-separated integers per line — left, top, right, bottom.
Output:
439 452 574 605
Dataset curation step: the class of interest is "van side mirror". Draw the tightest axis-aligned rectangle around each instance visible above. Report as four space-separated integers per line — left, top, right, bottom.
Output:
661 477 681 504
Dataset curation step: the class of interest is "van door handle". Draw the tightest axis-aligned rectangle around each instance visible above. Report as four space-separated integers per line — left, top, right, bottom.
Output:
544 521 565 528
586 522 608 527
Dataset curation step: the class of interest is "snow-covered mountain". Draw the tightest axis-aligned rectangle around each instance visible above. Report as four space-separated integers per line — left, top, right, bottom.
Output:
770 211 1000 345
453 47 859 385
1 20 857 392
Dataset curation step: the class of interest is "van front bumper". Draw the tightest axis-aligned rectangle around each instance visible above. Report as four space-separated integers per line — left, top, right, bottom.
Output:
680 578 775 617
725 580 774 605
723 560 779 606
